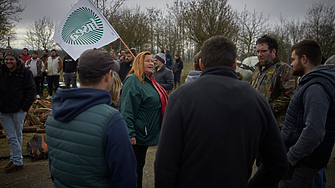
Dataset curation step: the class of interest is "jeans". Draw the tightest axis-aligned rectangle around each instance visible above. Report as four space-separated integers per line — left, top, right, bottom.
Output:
0 111 27 166
279 164 321 188
47 75 60 96
34 77 41 95
63 72 77 88
132 145 149 188
314 168 327 188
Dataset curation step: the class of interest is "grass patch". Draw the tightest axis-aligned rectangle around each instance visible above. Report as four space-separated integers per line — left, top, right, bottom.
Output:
180 62 194 85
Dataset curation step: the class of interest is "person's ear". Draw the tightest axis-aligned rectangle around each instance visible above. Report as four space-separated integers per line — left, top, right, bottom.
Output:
199 59 205 71
233 58 237 70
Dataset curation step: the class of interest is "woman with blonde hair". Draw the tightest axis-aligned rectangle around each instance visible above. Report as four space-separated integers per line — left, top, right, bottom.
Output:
109 71 122 109
121 51 168 188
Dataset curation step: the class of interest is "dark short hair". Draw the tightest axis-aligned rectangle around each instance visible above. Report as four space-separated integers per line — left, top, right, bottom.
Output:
256 35 278 56
23 48 28 51
79 75 105 86
120 49 125 53
200 36 236 68
193 51 201 71
175 54 181 59
125 49 137 57
32 51 38 55
43 49 49 53
51 49 56 52
291 39 321 66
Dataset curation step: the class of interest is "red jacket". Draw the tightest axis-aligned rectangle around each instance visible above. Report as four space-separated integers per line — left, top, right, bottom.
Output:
20 54 31 63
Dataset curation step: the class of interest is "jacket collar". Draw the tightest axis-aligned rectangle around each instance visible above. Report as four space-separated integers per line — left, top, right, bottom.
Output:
201 65 238 79
255 56 280 69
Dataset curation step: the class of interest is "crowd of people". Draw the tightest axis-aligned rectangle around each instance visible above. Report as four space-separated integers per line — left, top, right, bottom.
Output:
1 34 335 188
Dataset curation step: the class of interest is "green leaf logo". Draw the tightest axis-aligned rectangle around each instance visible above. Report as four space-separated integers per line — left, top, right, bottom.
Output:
61 7 103 45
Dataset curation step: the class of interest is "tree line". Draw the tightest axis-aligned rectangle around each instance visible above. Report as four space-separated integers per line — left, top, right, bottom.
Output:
1 0 334 62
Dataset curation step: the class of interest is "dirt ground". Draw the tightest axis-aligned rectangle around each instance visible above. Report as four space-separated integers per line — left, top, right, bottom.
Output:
1 136 335 188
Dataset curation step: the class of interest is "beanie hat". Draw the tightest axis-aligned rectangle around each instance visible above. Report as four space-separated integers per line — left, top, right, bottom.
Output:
78 48 119 79
155 53 166 64
5 49 20 62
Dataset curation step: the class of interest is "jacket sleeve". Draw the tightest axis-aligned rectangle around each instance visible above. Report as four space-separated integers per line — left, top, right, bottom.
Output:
58 57 63 73
121 76 142 138
104 113 137 187
178 60 183 72
22 69 36 112
160 70 173 90
62 58 66 72
41 60 45 73
247 103 289 188
154 91 183 187
287 84 330 165
271 64 297 116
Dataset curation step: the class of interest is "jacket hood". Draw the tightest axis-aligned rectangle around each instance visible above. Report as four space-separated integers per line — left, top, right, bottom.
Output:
187 71 202 82
301 64 335 86
164 49 170 55
51 88 112 122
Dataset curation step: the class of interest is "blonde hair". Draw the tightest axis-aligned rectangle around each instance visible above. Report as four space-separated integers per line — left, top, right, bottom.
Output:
110 71 122 102
127 51 151 83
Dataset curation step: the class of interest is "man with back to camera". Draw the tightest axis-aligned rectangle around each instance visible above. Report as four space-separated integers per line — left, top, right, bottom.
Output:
155 36 288 188
279 40 335 188
46 48 137 187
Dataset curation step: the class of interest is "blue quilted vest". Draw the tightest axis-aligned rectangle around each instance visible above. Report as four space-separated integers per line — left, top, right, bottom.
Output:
282 76 335 169
46 104 119 187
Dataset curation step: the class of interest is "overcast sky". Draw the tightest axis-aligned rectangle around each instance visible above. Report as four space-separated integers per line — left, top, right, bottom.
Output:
10 0 334 49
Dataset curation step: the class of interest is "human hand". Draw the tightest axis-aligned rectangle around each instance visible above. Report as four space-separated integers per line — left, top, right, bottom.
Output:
130 137 136 145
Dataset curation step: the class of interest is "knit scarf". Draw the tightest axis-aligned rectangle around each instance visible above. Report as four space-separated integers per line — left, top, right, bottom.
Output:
148 74 168 125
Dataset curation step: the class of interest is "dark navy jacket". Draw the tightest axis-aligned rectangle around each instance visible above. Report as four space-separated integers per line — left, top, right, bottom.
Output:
282 64 335 169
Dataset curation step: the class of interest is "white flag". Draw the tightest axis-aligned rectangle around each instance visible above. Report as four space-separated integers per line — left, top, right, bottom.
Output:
53 0 119 60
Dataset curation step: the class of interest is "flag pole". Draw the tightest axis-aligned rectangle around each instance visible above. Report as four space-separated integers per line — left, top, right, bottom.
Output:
119 37 135 59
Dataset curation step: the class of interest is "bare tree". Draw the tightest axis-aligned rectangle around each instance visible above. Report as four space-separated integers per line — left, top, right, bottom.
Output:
182 0 238 48
24 16 57 51
237 6 269 59
304 2 335 58
0 0 25 46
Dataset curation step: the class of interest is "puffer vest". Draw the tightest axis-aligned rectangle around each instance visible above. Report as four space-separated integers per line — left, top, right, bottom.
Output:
46 104 119 188
282 77 335 169
47 56 60 76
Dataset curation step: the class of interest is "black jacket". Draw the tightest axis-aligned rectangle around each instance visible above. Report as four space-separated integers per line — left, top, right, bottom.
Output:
154 65 173 91
119 61 132 82
155 66 288 188
0 60 35 113
173 58 183 73
63 55 78 73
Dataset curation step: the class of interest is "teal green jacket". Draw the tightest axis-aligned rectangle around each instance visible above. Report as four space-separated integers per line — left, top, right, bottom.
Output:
121 74 161 146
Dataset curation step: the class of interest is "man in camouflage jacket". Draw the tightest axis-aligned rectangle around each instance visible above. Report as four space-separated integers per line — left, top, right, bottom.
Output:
251 35 297 127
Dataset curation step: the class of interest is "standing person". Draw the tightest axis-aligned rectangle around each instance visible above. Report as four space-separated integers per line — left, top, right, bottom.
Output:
40 49 49 95
155 36 288 188
19 48 31 63
186 51 202 82
45 49 63 100
110 71 122 109
0 50 35 173
250 35 297 128
153 52 173 91
164 49 174 70
121 51 168 188
172 54 183 89
46 49 137 187
25 51 45 99
119 49 126 62
110 49 120 74
119 49 136 82
63 53 78 89
279 40 335 188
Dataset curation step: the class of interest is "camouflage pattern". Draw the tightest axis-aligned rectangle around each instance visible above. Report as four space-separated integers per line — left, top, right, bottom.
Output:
250 57 298 127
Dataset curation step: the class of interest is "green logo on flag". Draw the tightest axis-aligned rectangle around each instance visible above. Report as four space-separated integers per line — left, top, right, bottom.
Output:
61 7 103 45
